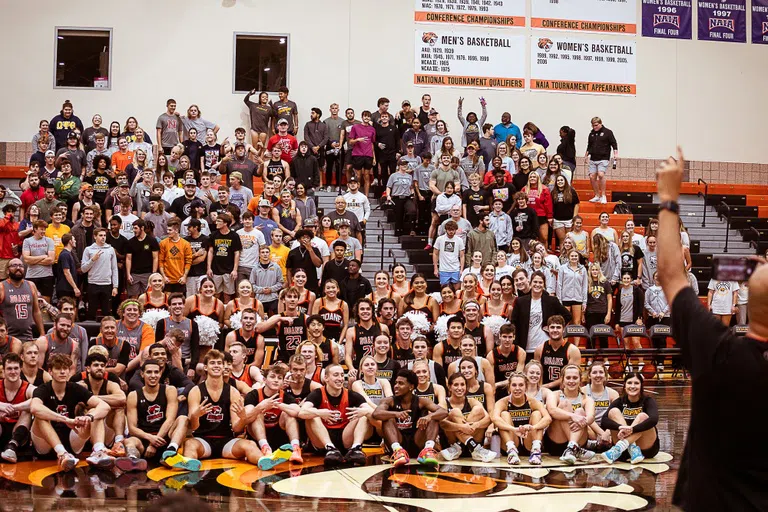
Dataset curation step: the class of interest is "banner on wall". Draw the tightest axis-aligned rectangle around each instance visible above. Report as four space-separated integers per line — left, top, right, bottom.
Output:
530 0 637 34
530 36 637 95
414 30 525 89
641 0 692 39
698 0 746 42
753 0 768 44
414 0 525 27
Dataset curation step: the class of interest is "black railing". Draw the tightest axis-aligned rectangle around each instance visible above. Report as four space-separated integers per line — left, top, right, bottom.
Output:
697 178 708 227
748 226 761 251
388 248 398 272
719 201 731 253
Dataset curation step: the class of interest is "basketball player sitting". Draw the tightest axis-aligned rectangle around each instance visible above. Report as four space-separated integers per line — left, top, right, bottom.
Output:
77 352 127 457
545 364 596 465
0 353 35 463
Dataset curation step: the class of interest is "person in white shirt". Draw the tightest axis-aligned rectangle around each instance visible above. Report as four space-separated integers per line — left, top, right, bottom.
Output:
433 221 465 289
438 204 473 245
236 211 267 284
116 198 138 240
342 178 370 232
707 279 738 326
289 218 330 281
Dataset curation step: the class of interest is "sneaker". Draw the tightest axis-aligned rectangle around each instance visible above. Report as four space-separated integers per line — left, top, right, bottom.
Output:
658 364 665 373
289 446 303 464
162 451 202 472
258 444 292 471
372 179 379 186
115 456 148 472
507 450 520 465
601 444 623 464
589 196 601 203
585 439 600 452
628 443 645 464
599 195 607 204
573 445 596 462
560 446 577 465
417 447 439 467
440 443 462 461
529 449 542 465
324 448 344 466
626 365 634 374
58 452 78 472
1 447 17 463
86 449 115 469
471 445 498 463
260 444 273 457
424 243 432 251
107 440 126 458
392 447 410 467
346 446 367 466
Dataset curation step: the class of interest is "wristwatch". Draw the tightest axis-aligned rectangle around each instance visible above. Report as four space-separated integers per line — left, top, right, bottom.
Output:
658 200 679 215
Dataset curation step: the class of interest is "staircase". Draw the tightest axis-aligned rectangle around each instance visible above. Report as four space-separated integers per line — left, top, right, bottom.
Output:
678 195 755 257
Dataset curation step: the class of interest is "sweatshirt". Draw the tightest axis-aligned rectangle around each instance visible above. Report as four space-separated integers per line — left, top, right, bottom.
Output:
489 211 513 247
81 243 119 287
464 227 497 267
290 153 320 190
250 261 284 303
556 264 589 304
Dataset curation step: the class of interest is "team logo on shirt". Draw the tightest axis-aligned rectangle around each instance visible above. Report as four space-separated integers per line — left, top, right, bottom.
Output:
146 404 164 423
206 405 224 423
56 405 68 416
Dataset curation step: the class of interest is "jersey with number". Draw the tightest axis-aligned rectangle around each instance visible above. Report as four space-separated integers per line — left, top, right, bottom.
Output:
1 280 35 341
541 341 571 386
352 322 381 365
493 345 522 384
276 313 306 363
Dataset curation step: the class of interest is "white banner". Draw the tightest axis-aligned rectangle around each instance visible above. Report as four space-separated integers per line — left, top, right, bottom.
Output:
415 30 526 89
530 36 637 95
531 0 638 34
415 0 526 28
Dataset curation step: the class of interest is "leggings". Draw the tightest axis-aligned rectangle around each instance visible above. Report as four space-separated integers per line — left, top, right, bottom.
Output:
378 158 397 186
585 311 608 349
416 191 433 235
325 144 342 186
88 284 113 321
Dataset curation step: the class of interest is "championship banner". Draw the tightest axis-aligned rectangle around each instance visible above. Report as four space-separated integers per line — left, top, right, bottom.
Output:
641 0 692 39
414 0 525 28
753 0 768 44
414 30 525 89
530 36 637 96
531 0 637 34
698 0 746 42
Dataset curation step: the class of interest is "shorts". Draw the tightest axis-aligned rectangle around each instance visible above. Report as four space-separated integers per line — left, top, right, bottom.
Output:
194 436 239 458
352 156 374 171
562 300 582 307
439 271 461 286
212 273 236 295
28 277 53 298
136 435 169 461
399 431 422 458
265 425 290 448
553 219 573 230
327 427 346 451
33 427 88 455
186 276 205 297
588 160 609 175
544 435 568 456
127 272 151 297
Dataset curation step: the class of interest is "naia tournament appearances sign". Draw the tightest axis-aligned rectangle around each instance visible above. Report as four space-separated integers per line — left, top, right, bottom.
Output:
415 0 525 27
414 30 525 89
531 0 637 34
698 0 746 42
753 0 768 44
530 36 637 95
641 0 692 39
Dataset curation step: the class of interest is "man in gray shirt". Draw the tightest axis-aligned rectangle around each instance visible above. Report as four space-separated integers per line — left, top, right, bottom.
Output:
272 86 299 135
156 99 183 155
22 221 55 301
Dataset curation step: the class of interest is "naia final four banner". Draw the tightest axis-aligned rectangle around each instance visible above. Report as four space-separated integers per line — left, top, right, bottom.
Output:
414 0 526 28
641 0 692 39
698 0 746 42
530 0 637 34
753 0 768 44
414 30 526 89
530 36 637 96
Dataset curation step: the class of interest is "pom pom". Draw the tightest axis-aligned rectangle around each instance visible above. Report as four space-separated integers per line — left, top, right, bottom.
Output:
140 309 170 329
430 292 443 304
403 311 431 338
481 315 509 337
195 316 221 347
229 311 243 331
433 315 450 343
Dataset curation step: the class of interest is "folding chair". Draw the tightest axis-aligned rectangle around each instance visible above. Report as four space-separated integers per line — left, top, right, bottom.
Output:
563 324 590 350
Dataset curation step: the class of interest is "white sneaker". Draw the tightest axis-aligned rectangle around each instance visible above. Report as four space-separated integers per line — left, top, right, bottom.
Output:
599 195 607 204
658 364 665 373
637 362 645 373
86 449 115 469
440 443 462 461
471 445 498 463
372 179 379 186
589 195 601 203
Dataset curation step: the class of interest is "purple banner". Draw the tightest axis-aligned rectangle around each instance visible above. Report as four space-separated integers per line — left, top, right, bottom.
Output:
753 0 768 44
698 0 746 42
642 1 692 39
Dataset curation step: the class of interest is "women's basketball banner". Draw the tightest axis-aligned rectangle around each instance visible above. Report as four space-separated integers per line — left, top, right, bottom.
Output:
531 0 637 34
641 0 692 39
414 30 525 89
530 36 637 95
414 0 525 27
698 0 746 42
753 0 768 44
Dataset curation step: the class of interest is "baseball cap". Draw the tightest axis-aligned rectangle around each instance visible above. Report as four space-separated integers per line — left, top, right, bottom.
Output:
406 141 414 147
119 182 129 188
277 119 289 126
303 217 318 227
429 109 438 115
402 100 411 107
185 178 197 186
258 199 272 207
348 175 358 183
230 171 243 181
80 183 93 190
45 150 55 157
234 141 245 148
398 158 409 166
67 131 78 139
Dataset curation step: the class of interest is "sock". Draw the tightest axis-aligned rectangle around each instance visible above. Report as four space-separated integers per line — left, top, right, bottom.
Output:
258 439 269 449
391 442 402 452
291 439 300 448
567 441 578 450
464 438 478 451
506 441 516 454
54 444 67 456
9 425 29 450
93 442 106 452
532 440 542 452
114 435 124 443
325 443 337 451
428 238 433 245
616 439 629 453
349 444 361 451
167 443 179 452
424 440 435 449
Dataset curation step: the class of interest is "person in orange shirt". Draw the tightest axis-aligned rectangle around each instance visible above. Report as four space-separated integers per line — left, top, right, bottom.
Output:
268 228 290 281
159 218 193 295
111 137 135 173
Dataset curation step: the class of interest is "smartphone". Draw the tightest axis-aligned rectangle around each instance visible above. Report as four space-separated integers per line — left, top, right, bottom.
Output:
712 256 757 282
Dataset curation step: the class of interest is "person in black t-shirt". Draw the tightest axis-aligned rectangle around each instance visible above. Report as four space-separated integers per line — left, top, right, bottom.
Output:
125 219 160 298
341 259 372 311
321 241 350 290
462 172 490 227
487 169 517 215
184 219 210 297
207 213 242 301
30 353 113 471
107 216 129 315
182 128 204 170
286 229 323 294
56 234 79 299
168 179 199 221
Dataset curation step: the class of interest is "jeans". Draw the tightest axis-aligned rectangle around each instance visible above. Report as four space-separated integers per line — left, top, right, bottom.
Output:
88 284 113 321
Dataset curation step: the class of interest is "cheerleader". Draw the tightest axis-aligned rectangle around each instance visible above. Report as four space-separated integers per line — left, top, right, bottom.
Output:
368 271 402 308
223 280 265 328
138 273 169 311
391 264 410 298
482 281 511 319
278 268 316 315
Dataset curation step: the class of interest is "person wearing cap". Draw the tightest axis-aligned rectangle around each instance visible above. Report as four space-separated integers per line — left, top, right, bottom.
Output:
494 113 522 148
168 178 200 222
343 176 370 240
53 157 81 205
423 109 440 151
457 97 488 149
207 212 242 301
0 184 21 213
180 199 210 237
224 142 256 192
226 171 254 214
267 118 298 164
49 100 84 150
460 142 486 176
374 108 401 188
286 229 323 294
70 182 94 223
386 158 418 237
349 111 377 196
289 217 329 281
253 198 279 242
333 221 362 261
38 151 59 188
55 131 86 178
395 100 415 136
328 196 363 244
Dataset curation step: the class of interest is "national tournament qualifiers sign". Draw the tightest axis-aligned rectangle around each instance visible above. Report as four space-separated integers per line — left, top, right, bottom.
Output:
752 0 768 44
415 0 525 27
415 30 525 89
698 0 746 42
530 36 637 95
531 0 637 34
642 0 693 39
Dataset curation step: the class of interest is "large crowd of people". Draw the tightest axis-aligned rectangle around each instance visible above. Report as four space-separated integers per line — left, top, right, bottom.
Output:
0 91 729 475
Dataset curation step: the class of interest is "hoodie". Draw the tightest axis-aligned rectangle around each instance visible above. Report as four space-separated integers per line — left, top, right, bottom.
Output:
49 112 84 150
290 152 320 190
81 242 119 287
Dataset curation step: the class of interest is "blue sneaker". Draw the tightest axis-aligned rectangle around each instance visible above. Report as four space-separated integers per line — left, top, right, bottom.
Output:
628 443 645 464
601 444 623 464
258 444 293 471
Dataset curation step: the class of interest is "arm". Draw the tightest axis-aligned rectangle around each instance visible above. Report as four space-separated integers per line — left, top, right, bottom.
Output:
29 283 44 339
99 380 127 408
656 152 691 304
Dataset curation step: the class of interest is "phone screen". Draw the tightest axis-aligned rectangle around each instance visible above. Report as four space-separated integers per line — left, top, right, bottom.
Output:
712 257 757 282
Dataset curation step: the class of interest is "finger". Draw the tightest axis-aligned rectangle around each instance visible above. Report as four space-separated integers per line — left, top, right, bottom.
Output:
676 145 684 166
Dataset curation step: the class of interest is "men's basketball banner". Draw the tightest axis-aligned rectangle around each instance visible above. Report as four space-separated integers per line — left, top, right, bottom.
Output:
641 0 692 39
753 0 768 44
414 0 525 27
530 36 637 96
414 30 525 89
531 0 637 34
698 0 746 42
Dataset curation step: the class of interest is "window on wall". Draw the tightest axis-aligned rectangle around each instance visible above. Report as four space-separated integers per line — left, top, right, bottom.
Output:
234 34 288 93
55 28 112 89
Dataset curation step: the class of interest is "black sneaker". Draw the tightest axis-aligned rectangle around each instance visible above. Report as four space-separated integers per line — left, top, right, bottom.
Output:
345 446 367 466
324 448 344 466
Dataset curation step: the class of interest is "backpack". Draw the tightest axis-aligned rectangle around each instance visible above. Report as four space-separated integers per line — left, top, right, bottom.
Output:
613 201 631 214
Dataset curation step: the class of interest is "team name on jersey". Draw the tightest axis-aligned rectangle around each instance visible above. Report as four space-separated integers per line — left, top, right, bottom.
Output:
508 408 532 419
622 406 643 419
8 293 31 303
206 405 224 423
146 404 164 423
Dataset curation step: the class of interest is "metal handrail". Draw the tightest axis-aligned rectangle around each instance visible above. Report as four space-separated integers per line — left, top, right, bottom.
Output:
748 226 761 251
697 178 708 227
719 201 731 253
388 248 398 272
377 219 384 271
